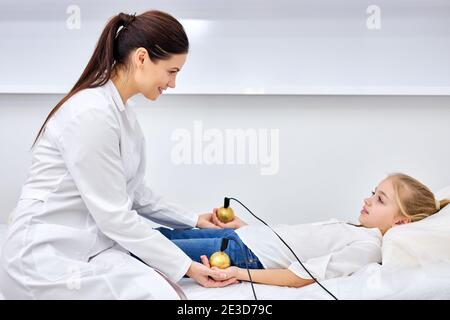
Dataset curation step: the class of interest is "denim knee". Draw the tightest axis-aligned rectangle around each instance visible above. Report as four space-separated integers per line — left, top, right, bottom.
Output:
221 235 263 269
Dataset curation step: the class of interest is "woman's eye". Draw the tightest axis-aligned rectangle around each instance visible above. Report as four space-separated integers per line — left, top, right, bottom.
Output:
371 191 375 196
378 196 384 204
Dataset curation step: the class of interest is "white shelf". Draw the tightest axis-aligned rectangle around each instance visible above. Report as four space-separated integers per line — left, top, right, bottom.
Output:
1 0 450 96
2 86 450 96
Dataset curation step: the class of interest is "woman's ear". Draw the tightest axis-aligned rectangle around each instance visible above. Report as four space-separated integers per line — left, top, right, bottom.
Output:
133 47 149 69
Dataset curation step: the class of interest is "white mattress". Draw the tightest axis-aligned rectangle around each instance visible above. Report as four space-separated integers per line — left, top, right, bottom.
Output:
0 224 7 300
179 262 450 300
1 223 449 300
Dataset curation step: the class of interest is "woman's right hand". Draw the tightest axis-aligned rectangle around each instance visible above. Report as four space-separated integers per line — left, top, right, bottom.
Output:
186 260 238 288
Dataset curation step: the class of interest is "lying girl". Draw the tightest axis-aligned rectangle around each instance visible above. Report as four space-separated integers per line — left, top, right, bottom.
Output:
157 173 449 288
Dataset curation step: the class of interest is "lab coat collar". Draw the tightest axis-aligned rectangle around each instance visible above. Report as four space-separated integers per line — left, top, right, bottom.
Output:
106 79 126 112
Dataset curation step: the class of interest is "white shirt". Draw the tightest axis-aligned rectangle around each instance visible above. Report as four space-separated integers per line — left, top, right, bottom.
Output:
236 219 382 281
10 80 198 283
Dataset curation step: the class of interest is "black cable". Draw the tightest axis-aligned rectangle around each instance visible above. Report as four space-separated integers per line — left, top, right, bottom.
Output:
226 197 338 300
223 237 258 300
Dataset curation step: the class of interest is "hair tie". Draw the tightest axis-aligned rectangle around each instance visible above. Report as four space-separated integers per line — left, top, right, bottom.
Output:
116 12 137 38
126 12 137 27
130 12 137 22
118 12 137 28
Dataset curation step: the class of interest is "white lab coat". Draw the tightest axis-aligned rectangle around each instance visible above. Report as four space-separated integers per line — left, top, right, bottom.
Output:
0 80 198 299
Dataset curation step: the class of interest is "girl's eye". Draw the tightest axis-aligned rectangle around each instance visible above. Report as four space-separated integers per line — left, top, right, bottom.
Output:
378 196 384 204
371 191 375 196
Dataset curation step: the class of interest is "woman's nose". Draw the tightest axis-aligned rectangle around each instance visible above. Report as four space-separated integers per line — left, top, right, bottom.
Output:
168 79 176 89
364 198 370 206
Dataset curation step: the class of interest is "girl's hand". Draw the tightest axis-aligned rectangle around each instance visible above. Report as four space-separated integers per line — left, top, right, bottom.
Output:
196 213 221 229
212 208 247 229
186 261 238 288
200 255 240 281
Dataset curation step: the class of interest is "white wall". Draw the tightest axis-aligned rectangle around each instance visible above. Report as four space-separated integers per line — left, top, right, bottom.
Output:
2 0 450 94
1 93 449 225
2 1 449 225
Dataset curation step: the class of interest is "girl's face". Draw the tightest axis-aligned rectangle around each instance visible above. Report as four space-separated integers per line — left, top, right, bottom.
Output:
359 178 411 234
133 49 187 101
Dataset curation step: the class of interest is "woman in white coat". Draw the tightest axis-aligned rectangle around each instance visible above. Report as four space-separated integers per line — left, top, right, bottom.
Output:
0 10 238 299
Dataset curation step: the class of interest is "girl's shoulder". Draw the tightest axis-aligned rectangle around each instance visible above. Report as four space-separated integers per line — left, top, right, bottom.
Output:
309 218 340 226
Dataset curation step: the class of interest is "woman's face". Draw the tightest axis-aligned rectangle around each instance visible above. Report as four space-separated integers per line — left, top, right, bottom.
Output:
359 178 411 234
133 49 187 100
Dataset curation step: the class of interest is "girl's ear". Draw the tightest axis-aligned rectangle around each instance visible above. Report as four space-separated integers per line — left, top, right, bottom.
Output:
394 216 411 225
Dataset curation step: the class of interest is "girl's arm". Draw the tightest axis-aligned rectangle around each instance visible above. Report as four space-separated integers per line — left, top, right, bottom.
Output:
235 268 315 288
200 256 314 288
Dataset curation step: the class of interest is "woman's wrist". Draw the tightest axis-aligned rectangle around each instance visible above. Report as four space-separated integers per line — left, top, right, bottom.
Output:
186 261 194 277
194 215 200 228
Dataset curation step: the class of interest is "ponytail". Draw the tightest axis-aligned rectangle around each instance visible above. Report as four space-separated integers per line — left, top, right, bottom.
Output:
32 10 189 149
437 198 450 212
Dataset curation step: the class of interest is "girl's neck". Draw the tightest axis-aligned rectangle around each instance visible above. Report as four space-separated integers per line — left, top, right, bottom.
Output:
347 223 384 235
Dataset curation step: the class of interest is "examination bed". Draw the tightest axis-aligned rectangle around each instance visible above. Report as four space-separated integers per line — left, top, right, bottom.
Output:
178 260 450 299
1 186 449 300
180 185 450 299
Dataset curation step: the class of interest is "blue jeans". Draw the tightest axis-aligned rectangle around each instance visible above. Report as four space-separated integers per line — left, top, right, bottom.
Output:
156 227 264 269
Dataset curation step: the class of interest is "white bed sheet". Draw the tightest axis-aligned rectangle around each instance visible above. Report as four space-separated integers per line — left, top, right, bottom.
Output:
1 223 449 300
0 224 8 300
179 262 450 300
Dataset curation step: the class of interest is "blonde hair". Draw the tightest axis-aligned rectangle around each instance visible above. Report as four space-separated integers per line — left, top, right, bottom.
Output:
388 173 450 222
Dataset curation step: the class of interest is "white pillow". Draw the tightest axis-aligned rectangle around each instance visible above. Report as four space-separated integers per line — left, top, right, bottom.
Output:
382 186 450 271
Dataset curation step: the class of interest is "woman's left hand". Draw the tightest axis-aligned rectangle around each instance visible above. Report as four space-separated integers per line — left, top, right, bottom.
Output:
200 255 240 281
196 213 221 229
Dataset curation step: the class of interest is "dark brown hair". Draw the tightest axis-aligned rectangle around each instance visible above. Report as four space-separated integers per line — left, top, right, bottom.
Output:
32 10 189 148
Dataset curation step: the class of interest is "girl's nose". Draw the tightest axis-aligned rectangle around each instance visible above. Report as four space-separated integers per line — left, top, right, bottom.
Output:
364 198 370 206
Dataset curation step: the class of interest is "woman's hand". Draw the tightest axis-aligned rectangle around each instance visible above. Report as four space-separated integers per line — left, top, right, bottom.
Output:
211 208 247 229
200 255 240 281
196 213 221 229
186 260 238 288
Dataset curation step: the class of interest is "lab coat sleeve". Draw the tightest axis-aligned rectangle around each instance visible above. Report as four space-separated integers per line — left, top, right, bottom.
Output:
288 241 381 281
133 182 199 229
56 107 192 282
